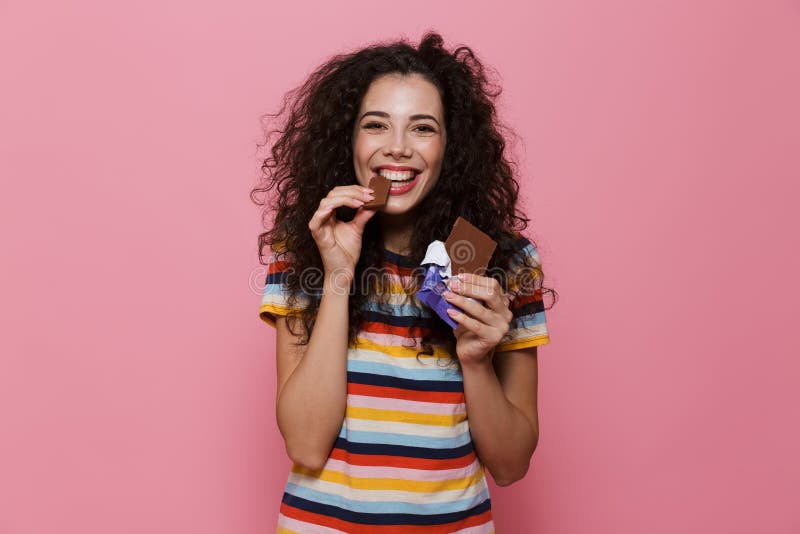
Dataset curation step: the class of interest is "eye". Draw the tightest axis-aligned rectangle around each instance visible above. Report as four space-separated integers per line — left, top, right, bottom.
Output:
363 122 385 130
415 124 436 133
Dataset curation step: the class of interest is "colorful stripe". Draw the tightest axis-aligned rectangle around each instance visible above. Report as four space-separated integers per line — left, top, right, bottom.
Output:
495 237 551 352
260 234 550 531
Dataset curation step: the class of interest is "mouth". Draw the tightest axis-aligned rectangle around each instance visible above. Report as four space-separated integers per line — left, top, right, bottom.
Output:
371 168 422 195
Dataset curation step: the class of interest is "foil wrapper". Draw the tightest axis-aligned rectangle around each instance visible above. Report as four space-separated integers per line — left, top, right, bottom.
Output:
415 240 476 329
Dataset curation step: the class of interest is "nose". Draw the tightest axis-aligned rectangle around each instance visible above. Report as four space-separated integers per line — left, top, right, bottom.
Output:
383 131 412 159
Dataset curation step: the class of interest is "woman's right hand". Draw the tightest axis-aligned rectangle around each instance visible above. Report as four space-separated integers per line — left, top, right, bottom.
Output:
307 184 379 284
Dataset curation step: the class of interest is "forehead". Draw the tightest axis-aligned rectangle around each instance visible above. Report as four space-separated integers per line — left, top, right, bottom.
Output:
359 74 443 118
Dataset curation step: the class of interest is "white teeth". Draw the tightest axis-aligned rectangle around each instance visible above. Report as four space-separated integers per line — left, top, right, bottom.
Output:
377 169 418 181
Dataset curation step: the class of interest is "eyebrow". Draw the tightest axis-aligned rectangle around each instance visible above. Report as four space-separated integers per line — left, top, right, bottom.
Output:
359 111 441 126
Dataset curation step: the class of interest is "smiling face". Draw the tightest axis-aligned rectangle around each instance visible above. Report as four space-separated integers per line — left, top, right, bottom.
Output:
352 73 447 216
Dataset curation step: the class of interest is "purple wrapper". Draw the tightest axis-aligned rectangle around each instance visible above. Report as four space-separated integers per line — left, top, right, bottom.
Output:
415 264 464 329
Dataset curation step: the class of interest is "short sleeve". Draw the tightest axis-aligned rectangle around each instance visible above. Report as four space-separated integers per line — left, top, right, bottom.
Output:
494 236 551 352
258 245 314 329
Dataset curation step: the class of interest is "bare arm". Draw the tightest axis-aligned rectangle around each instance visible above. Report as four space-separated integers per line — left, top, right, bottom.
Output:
274 184 377 470
461 346 540 486
275 275 351 471
441 272 541 486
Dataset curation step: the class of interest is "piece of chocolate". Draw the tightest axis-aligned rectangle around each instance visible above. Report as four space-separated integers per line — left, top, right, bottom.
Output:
362 175 391 208
444 216 497 276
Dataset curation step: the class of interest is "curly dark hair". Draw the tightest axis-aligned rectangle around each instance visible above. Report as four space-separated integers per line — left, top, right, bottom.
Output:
250 31 557 366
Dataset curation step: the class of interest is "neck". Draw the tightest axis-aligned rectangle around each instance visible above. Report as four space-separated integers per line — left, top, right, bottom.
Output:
379 211 415 255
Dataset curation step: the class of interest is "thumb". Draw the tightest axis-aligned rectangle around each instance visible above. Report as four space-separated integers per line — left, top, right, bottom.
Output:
351 205 378 231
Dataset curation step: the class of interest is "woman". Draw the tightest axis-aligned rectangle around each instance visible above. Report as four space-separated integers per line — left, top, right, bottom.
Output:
252 31 556 533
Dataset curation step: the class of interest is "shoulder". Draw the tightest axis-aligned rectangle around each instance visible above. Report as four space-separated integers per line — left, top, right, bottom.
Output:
269 238 292 258
265 239 301 271
499 231 545 303
504 232 542 272
508 230 537 255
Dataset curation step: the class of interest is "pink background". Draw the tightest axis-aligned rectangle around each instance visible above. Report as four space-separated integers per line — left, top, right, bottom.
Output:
2 1 798 532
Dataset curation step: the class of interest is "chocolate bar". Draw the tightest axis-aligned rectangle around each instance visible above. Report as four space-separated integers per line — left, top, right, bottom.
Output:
415 217 498 329
362 175 391 208
444 216 497 276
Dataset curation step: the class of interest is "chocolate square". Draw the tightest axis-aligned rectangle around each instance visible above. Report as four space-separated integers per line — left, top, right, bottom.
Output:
363 175 391 208
444 217 497 276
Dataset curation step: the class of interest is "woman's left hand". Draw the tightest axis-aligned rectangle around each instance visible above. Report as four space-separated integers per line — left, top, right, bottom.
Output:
443 273 513 366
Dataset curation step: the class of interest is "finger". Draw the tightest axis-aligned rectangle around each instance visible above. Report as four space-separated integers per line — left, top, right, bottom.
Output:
351 202 379 229
308 195 366 233
330 184 375 194
309 190 371 233
443 289 505 330
446 307 502 344
326 188 375 203
326 184 376 200
449 274 509 314
319 195 368 212
308 200 339 233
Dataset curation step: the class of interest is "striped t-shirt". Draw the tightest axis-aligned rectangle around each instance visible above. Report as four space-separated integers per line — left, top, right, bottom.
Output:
259 234 550 533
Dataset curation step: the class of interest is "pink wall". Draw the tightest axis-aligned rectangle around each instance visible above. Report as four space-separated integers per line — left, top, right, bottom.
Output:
2 0 798 532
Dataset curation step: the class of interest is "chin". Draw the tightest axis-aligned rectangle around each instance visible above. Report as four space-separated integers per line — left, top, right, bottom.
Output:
381 197 421 215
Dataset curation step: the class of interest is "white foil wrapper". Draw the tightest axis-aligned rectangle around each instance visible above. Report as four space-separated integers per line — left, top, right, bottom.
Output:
420 240 453 279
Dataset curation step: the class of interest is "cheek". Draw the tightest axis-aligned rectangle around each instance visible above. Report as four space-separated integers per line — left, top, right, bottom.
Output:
423 143 446 167
417 172 439 199
353 139 378 165
425 175 439 192
352 133 366 156
352 143 369 169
